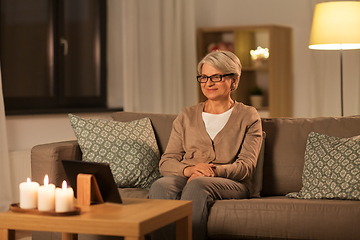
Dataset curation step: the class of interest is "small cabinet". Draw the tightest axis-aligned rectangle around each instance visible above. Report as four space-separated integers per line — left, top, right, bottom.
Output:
197 25 293 117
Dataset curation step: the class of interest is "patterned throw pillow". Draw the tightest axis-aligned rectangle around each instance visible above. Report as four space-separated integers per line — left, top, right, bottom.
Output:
69 114 161 190
286 132 360 200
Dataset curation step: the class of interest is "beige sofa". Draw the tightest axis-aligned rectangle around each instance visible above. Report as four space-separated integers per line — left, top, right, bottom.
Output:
31 112 360 240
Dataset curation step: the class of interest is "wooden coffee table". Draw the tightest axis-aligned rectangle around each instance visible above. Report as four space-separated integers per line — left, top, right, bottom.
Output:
0 198 192 240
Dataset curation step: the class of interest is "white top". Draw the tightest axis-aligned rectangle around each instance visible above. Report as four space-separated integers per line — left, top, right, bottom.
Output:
202 107 234 140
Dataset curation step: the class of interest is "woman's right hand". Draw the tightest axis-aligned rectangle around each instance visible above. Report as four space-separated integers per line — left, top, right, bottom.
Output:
183 163 215 178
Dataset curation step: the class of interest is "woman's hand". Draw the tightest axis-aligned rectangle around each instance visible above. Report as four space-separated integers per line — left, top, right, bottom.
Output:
187 171 203 182
183 163 216 182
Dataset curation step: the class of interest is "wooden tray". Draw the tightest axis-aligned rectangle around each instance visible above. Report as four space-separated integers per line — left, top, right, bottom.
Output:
10 203 81 216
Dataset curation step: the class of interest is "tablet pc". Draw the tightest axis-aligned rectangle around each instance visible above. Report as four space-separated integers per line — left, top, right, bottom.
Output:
61 159 122 204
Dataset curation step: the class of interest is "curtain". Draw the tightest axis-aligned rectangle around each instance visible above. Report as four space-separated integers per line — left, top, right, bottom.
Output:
0 65 12 212
120 0 198 114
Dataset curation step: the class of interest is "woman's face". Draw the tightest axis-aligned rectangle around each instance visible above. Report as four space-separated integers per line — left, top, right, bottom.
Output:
200 63 233 101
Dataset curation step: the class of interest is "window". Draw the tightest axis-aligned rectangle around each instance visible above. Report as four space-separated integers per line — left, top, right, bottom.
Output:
0 0 107 114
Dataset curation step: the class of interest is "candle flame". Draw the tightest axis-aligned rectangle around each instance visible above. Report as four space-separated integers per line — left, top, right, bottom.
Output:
44 174 49 186
62 180 67 189
27 177 31 185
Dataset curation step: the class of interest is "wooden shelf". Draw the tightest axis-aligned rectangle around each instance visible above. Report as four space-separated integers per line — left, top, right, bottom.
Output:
242 67 269 72
255 106 269 111
197 25 293 117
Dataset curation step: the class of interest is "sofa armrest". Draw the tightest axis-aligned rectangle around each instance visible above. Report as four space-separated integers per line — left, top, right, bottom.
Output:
31 140 82 187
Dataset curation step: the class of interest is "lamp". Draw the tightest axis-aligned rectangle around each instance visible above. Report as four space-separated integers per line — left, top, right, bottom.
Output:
309 1 360 116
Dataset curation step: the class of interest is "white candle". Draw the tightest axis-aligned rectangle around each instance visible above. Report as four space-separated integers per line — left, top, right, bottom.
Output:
19 177 39 209
37 174 55 211
55 180 74 212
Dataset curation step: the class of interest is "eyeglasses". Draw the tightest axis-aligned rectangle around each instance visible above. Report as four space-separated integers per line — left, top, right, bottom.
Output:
196 73 234 83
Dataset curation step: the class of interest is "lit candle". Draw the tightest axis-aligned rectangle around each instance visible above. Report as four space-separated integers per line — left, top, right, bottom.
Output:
55 180 74 212
19 177 39 209
37 174 55 211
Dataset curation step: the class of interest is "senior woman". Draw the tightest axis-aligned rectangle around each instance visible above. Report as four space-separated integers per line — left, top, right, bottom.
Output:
149 50 263 240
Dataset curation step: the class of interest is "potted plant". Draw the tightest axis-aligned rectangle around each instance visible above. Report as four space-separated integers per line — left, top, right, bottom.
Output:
249 85 263 109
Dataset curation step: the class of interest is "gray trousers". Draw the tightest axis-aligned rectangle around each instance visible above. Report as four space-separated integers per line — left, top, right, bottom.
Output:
148 176 249 240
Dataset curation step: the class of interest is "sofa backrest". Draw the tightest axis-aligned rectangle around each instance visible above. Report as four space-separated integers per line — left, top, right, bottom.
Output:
261 115 360 196
112 112 360 197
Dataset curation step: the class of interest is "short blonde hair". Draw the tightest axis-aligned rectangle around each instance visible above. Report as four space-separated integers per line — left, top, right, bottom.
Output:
197 50 242 90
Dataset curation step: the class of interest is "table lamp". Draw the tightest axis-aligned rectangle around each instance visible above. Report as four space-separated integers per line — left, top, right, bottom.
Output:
309 1 360 116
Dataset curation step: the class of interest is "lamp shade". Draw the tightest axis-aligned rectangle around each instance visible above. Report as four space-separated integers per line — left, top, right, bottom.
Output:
309 1 360 50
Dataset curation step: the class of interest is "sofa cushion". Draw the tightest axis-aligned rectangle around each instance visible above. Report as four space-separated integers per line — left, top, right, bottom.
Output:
111 112 177 155
261 115 360 197
118 188 149 199
69 114 161 190
207 196 360 239
286 132 360 200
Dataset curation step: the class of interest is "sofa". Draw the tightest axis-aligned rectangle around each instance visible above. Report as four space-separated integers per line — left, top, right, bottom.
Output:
31 111 360 240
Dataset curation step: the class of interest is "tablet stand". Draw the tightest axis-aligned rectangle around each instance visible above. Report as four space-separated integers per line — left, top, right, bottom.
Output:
76 173 104 205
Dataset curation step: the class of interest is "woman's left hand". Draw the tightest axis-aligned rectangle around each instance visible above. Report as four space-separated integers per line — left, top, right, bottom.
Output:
184 163 215 177
186 163 217 182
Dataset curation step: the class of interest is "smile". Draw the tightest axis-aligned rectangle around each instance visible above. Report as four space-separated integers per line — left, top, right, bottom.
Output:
206 88 217 92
